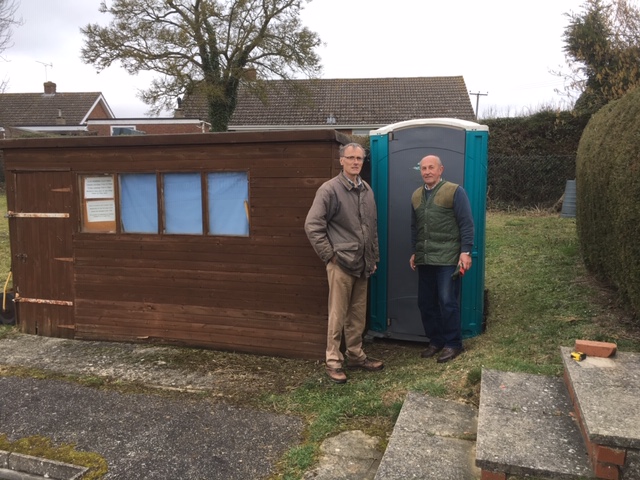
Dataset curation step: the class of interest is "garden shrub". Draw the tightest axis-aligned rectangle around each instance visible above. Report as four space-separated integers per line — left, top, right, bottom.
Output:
576 88 640 317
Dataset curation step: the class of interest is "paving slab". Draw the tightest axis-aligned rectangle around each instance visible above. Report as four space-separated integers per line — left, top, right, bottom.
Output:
476 369 594 479
0 468 49 480
0 451 87 480
303 430 381 480
561 346 640 449
374 392 479 480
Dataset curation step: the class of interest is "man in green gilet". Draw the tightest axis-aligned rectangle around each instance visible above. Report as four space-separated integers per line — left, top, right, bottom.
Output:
409 155 474 363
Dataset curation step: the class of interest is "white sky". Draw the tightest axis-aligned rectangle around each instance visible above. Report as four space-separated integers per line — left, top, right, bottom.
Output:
1 0 589 119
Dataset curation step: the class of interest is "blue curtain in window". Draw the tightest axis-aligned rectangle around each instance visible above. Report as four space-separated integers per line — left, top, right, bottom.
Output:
164 173 203 234
120 174 158 233
208 172 249 236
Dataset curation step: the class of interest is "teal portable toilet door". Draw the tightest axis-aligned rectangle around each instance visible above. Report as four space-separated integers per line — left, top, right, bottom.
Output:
369 118 488 342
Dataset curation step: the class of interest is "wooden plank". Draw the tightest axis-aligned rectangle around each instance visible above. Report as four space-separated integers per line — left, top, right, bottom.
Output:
250 177 328 188
74 299 325 325
74 250 322 268
1 129 343 152
75 317 326 343
17 303 75 339
4 143 337 173
74 273 326 296
74 324 325 359
72 237 313 255
74 284 327 314
73 234 313 251
74 266 326 288
73 258 327 279
74 306 326 335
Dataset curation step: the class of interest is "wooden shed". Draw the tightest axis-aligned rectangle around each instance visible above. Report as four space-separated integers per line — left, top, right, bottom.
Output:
2 130 350 359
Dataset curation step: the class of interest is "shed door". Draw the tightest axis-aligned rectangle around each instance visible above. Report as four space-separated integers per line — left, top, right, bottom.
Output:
9 171 75 337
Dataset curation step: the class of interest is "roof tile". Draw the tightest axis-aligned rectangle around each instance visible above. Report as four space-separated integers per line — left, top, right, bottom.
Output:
0 91 111 127
182 76 476 127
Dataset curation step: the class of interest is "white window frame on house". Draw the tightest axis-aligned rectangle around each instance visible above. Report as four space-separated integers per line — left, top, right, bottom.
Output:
110 125 137 136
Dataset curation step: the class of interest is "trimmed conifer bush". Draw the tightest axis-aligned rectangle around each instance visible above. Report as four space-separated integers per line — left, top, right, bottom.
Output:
576 88 640 317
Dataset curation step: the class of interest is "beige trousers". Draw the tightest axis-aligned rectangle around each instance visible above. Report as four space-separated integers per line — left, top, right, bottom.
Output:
325 262 368 369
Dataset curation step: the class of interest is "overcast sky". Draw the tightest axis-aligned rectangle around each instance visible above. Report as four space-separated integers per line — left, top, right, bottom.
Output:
1 0 590 119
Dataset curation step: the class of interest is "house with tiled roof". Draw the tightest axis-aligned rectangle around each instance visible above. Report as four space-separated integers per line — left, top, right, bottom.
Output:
0 81 115 138
0 82 209 138
180 76 476 134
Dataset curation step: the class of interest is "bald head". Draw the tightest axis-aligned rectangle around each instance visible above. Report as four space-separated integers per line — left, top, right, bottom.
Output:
419 155 444 188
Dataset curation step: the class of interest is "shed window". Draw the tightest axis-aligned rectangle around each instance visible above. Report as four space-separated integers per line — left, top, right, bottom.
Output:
80 175 117 233
164 173 203 234
208 172 249 236
120 173 158 233
88 171 249 236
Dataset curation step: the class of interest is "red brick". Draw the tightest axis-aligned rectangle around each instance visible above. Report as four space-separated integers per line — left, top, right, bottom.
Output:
575 340 617 358
481 470 507 480
595 445 626 466
594 462 620 480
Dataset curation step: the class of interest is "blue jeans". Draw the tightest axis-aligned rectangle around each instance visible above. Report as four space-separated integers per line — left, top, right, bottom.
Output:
417 264 462 349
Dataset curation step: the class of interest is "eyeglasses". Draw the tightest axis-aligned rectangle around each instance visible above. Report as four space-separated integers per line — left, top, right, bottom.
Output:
342 156 364 162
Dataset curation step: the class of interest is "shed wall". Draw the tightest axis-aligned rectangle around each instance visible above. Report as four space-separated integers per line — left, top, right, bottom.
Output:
2 131 347 359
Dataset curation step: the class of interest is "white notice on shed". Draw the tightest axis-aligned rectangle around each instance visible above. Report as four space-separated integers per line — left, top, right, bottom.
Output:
85 176 115 199
86 200 116 222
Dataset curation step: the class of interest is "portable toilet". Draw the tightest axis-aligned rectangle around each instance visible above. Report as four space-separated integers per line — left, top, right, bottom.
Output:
368 118 489 342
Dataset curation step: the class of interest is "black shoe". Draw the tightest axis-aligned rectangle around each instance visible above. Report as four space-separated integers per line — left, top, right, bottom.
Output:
420 344 443 358
437 347 464 363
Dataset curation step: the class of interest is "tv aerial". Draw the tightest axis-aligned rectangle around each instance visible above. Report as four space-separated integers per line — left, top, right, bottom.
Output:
36 61 53 81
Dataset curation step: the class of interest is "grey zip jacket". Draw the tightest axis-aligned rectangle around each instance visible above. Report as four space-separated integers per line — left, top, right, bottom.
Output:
305 172 380 278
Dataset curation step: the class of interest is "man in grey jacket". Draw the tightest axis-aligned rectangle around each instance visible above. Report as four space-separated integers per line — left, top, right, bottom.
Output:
305 143 384 384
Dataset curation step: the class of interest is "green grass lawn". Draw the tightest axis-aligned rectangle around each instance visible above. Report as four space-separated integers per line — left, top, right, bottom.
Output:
1 191 638 479
268 211 640 479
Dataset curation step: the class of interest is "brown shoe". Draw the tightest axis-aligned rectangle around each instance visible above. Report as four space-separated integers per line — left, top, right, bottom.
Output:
437 347 464 363
421 344 443 358
326 366 347 384
347 357 384 371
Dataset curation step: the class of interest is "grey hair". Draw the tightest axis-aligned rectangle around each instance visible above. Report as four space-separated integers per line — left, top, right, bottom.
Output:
339 142 365 157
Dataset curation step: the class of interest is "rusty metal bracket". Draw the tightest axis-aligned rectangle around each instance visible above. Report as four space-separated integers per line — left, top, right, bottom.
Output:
13 293 73 306
6 211 69 218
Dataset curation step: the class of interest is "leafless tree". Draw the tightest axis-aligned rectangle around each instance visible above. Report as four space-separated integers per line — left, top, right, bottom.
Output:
0 0 19 51
0 0 22 92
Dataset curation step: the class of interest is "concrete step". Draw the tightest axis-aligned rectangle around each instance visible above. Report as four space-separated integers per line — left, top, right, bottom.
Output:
0 450 87 480
374 391 480 480
561 346 640 479
476 369 595 479
373 347 640 480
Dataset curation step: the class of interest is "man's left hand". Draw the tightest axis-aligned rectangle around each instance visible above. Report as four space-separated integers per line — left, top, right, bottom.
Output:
459 252 472 271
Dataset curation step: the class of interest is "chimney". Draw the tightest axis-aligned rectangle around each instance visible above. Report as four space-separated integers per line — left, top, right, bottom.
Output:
243 68 257 81
44 81 57 95
174 96 184 118
56 109 66 125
